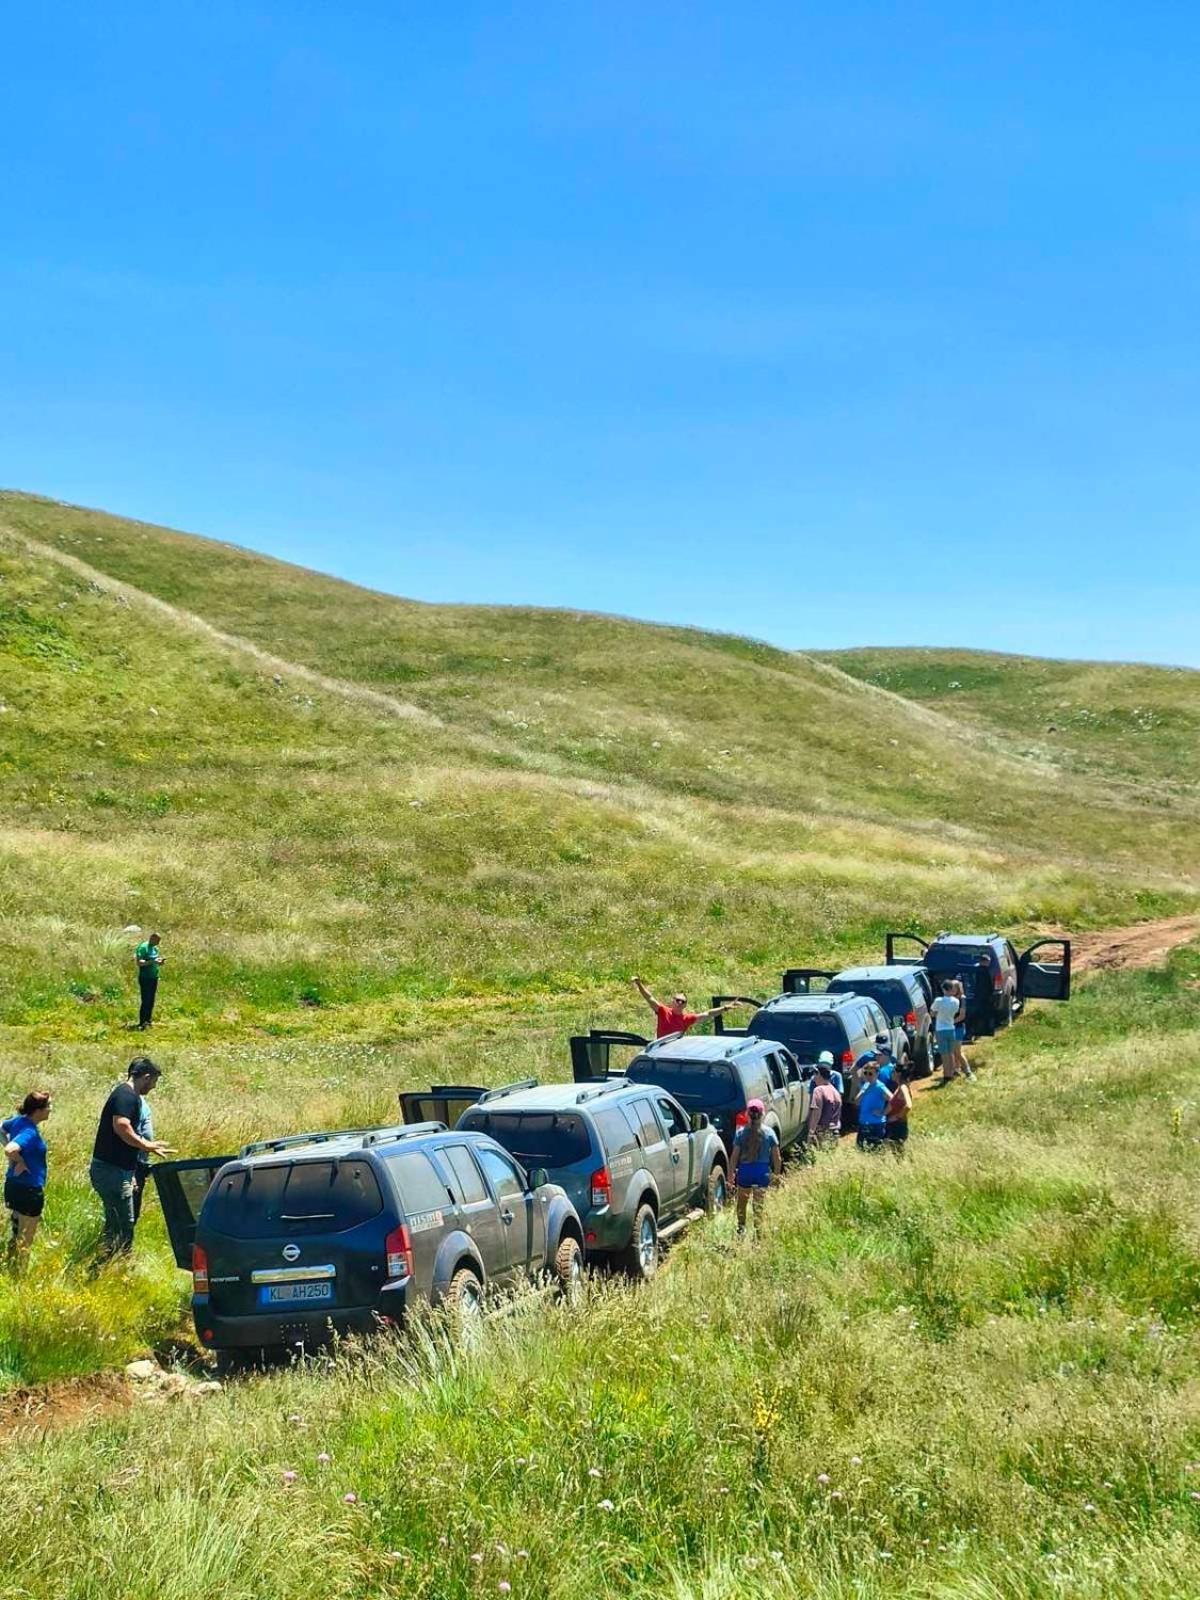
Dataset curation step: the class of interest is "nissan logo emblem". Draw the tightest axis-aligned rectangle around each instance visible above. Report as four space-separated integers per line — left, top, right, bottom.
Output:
282 1243 301 1262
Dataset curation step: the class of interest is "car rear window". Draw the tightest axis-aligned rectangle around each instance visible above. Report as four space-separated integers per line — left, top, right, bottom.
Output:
625 1057 740 1108
592 1106 640 1158
384 1150 454 1215
748 1012 845 1063
828 978 910 1015
440 1144 488 1205
203 1159 384 1238
926 944 993 972
458 1110 592 1167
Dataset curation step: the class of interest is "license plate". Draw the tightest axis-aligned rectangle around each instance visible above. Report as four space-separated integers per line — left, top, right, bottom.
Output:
260 1281 334 1306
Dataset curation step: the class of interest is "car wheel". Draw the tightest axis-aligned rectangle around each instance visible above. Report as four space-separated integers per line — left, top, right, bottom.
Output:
446 1266 484 1341
623 1204 659 1282
705 1163 728 1216
553 1235 584 1303
1003 990 1015 1027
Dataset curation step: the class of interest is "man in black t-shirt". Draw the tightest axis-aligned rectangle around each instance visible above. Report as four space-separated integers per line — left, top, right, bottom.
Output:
89 1058 170 1259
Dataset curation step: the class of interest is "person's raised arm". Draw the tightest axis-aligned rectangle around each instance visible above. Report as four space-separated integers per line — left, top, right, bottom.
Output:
631 976 660 1014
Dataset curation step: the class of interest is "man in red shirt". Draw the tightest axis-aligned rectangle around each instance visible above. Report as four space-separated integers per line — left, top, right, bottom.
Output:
632 977 743 1039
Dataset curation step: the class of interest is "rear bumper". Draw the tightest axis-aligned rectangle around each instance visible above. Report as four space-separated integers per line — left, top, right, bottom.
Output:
192 1280 411 1350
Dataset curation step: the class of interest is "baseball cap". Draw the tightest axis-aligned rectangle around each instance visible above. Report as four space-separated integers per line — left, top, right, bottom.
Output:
855 1050 878 1070
746 1097 765 1114
817 1050 835 1067
874 1033 891 1051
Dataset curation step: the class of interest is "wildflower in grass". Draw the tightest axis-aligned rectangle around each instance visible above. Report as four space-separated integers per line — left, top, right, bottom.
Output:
282 1471 297 1485
850 1455 862 1466
816 1473 831 1486
598 1499 614 1512
470 1552 484 1565
438 1536 449 1547
516 1550 529 1560
1083 1503 1096 1513
287 1414 302 1424
588 1466 602 1479
343 1493 357 1504
499 1585 512 1595
316 1452 331 1464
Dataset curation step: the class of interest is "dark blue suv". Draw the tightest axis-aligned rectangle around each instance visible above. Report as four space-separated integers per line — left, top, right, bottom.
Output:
152 1121 584 1367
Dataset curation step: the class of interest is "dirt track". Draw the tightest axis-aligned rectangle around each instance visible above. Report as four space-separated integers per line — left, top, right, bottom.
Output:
1053 914 1200 975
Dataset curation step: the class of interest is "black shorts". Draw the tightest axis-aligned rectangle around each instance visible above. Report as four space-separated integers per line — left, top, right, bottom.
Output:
5 1177 45 1218
885 1121 909 1143
856 1125 887 1150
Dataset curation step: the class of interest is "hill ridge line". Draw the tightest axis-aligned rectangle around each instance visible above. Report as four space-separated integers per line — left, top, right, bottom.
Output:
4 526 444 729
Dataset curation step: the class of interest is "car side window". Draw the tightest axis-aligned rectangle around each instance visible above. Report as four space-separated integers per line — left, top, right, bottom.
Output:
765 1053 785 1092
440 1145 489 1206
594 1106 639 1158
656 1096 689 1139
780 1049 801 1084
476 1146 526 1204
384 1151 454 1215
628 1098 665 1149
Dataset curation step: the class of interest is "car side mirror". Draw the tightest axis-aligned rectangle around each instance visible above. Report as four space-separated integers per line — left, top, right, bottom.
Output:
689 1112 710 1132
529 1167 550 1190
892 1015 905 1026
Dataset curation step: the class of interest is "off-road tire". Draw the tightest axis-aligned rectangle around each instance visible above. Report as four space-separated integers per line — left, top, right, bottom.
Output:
446 1266 484 1319
705 1163 728 1216
553 1234 584 1302
622 1203 659 1282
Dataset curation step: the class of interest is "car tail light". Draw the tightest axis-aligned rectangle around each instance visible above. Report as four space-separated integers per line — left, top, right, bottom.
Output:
733 1111 748 1130
841 1049 853 1067
589 1167 611 1208
993 971 1003 990
905 1010 916 1027
191 1243 209 1295
385 1224 414 1279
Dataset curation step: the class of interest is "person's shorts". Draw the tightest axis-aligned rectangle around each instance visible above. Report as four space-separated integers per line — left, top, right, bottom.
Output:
936 1029 957 1059
856 1124 887 1150
4 1177 45 1218
954 1021 966 1042
885 1121 909 1143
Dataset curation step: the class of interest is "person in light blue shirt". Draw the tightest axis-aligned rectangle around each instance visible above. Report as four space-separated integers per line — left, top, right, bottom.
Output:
854 1060 889 1152
816 1050 844 1096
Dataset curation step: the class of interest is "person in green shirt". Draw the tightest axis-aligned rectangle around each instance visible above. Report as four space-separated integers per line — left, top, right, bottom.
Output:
135 933 164 1029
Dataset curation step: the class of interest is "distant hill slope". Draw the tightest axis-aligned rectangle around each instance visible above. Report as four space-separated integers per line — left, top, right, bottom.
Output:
822 646 1200 793
1 490 1196 1037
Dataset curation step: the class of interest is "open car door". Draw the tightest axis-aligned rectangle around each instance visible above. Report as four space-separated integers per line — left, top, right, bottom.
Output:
781 968 834 995
569 1030 648 1083
398 1084 488 1128
149 1156 236 1271
1017 939 1072 1003
885 932 929 967
711 995 761 1037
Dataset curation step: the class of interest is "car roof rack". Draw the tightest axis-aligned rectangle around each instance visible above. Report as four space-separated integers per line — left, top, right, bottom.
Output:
361 1121 447 1146
575 1079 631 1103
240 1122 445 1158
479 1077 540 1103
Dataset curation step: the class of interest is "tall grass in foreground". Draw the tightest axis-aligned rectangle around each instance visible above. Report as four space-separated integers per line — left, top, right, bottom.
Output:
7 950 1200 1598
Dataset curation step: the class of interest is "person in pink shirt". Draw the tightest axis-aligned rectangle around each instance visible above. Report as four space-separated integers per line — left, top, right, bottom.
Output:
806 1062 843 1145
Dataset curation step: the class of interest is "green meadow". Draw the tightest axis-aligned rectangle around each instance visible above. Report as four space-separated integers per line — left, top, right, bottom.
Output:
2 489 1200 1597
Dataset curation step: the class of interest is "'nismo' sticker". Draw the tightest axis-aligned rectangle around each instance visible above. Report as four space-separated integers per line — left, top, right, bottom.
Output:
610 1155 634 1176
407 1209 444 1235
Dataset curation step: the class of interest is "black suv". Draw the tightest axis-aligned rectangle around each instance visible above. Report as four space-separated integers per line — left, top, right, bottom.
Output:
718 991 892 1125
571 1030 810 1154
152 1121 585 1366
401 1075 728 1282
885 931 1071 1037
782 964 935 1074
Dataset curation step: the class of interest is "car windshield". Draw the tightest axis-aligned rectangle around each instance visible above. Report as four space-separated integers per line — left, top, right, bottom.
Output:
828 979 910 1013
625 1057 740 1109
926 945 992 973
458 1111 591 1166
202 1159 384 1238
748 1012 844 1064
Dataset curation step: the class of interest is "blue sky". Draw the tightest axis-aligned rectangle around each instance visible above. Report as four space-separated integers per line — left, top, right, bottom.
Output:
2 1 1197 664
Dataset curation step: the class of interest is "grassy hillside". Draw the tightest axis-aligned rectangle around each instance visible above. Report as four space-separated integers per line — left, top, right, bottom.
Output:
4 491 1200 1596
823 646 1200 794
8 950 1200 1599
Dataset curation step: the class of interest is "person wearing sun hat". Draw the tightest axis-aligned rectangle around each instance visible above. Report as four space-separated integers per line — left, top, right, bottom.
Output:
729 1099 781 1239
